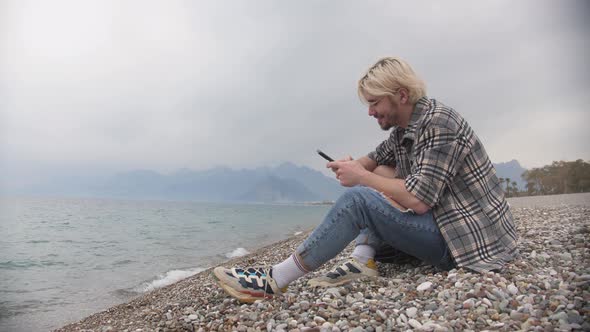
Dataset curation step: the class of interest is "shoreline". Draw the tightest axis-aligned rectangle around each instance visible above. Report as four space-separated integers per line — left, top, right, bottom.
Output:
55 194 589 331
56 230 313 331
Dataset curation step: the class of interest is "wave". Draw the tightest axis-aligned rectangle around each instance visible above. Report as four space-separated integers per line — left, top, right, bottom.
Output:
26 240 50 244
0 260 66 269
0 299 44 319
140 268 205 292
225 247 250 258
112 259 134 266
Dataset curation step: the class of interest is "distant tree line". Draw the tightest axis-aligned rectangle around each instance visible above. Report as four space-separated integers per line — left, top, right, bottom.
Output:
515 159 590 197
498 177 520 198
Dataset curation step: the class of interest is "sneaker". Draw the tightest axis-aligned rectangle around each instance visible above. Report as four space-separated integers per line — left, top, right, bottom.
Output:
212 266 286 303
307 258 378 287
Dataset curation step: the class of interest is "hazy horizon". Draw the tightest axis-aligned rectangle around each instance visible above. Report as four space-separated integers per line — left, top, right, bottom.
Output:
0 159 529 199
1 1 589 189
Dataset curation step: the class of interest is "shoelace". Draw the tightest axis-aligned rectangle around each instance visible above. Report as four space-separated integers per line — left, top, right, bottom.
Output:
262 268 272 298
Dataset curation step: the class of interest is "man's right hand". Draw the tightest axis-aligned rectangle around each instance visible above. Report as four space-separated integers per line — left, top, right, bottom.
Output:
329 156 353 174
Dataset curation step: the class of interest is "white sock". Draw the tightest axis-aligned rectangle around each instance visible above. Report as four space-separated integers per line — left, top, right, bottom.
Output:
272 255 307 289
352 244 376 265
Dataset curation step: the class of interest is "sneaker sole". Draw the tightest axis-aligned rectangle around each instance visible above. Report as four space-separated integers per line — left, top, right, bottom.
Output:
307 274 376 288
212 267 275 303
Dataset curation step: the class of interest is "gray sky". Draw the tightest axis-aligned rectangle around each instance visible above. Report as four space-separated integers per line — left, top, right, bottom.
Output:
1 0 589 182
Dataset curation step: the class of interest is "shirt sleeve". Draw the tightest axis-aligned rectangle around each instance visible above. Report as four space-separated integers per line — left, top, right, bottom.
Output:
405 127 471 207
368 132 397 167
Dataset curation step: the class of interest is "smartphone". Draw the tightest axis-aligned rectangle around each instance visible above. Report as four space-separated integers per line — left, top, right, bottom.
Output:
316 149 334 162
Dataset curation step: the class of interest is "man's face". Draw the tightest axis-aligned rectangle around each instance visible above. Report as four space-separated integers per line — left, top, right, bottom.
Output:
365 93 400 131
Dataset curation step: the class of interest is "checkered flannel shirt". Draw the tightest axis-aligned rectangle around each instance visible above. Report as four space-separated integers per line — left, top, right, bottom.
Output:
368 97 518 272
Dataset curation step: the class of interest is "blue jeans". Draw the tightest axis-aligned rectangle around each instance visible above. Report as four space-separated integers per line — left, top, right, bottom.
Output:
295 186 454 271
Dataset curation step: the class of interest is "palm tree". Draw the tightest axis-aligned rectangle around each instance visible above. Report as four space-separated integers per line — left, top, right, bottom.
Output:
511 181 518 197
505 177 512 196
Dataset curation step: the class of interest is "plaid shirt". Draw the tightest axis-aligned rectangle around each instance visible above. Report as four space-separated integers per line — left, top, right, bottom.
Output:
368 97 518 272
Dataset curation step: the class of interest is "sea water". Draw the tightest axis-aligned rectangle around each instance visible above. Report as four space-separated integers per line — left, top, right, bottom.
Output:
0 196 331 331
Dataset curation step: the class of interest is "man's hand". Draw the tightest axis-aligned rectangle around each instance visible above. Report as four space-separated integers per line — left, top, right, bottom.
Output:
328 160 371 187
328 155 353 174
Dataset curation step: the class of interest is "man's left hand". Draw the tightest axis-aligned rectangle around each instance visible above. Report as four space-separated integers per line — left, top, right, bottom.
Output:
327 160 370 187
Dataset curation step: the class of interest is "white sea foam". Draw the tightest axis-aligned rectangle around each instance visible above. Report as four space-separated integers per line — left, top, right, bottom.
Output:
225 247 250 258
141 268 205 292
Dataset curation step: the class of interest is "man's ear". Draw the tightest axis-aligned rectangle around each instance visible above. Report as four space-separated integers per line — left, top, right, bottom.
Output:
399 88 410 104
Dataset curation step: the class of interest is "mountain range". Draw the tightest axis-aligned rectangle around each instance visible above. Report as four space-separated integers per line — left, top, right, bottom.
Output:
493 159 527 189
47 162 345 203
7 161 527 203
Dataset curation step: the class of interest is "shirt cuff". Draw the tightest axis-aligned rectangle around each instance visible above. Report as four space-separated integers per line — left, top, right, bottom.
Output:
367 151 379 163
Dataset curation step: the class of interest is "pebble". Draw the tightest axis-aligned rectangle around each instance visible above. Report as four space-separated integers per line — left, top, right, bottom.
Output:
406 307 418 318
397 313 408 325
550 311 568 321
510 310 528 321
417 281 433 291
424 303 438 311
408 319 423 329
462 299 475 309
267 319 275 331
507 283 519 295
300 300 310 310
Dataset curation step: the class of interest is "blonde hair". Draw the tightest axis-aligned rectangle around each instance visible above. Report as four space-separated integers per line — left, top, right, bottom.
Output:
358 57 427 104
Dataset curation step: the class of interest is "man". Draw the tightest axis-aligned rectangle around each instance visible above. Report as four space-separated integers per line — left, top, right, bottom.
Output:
213 57 519 303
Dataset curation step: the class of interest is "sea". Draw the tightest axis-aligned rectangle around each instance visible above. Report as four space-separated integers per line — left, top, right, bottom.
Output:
0 196 332 331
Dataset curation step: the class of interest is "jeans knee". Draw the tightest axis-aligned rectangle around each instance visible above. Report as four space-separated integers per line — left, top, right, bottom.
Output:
339 186 374 203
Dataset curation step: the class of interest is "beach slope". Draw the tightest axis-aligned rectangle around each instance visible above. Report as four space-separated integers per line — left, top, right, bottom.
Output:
57 194 590 331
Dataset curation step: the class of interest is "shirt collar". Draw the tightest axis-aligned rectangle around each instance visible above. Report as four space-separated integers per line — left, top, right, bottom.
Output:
400 96 430 144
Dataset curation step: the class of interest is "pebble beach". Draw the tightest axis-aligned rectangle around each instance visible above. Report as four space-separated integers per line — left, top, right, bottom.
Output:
56 193 590 332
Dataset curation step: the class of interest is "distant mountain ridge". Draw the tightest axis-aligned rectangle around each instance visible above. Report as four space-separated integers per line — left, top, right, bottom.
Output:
493 160 527 190
81 162 345 203
238 175 321 202
8 160 527 202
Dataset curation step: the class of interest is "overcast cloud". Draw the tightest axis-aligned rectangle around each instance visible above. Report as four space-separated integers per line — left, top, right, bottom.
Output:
1 0 588 184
